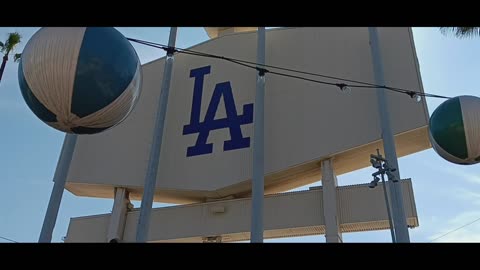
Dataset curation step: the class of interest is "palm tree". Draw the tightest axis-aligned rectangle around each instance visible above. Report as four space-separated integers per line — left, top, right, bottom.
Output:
0 32 22 85
440 27 480 38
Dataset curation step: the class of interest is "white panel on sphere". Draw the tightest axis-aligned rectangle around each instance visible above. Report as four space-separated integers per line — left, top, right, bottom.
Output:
65 27 430 203
459 96 480 160
21 27 86 130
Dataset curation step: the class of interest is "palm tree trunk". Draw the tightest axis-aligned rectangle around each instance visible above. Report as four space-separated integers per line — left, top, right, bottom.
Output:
0 55 8 84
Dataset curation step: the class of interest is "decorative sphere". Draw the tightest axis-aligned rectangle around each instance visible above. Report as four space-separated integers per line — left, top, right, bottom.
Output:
18 27 142 134
429 95 480 165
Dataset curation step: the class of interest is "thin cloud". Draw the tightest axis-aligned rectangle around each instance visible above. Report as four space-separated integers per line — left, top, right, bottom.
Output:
429 211 480 242
423 161 480 185
453 188 480 206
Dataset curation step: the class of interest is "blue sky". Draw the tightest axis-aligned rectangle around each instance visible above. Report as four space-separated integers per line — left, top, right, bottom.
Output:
2 27 480 243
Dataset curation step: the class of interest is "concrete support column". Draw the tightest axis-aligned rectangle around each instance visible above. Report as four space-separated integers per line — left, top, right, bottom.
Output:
321 158 342 243
107 187 132 243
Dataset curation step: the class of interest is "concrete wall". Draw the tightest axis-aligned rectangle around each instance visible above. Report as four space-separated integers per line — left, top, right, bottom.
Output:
65 179 418 242
65 27 429 202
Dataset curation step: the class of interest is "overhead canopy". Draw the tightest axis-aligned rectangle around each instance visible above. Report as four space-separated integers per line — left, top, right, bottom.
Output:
64 180 419 242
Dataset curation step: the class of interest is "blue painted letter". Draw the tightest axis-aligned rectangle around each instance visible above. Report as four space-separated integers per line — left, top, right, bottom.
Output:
183 65 254 157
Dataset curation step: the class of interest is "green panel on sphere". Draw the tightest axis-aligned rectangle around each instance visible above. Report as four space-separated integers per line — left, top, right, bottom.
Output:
430 97 468 159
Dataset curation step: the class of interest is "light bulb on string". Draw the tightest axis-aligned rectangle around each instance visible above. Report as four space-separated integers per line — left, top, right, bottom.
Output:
410 93 422 103
127 37 453 102
413 93 422 103
257 75 266 84
337 83 351 94
408 91 423 103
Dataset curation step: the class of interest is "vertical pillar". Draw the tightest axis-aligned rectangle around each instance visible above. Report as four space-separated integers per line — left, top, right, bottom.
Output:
368 27 410 242
107 187 132 243
321 158 342 243
251 27 266 243
136 27 178 242
39 133 78 243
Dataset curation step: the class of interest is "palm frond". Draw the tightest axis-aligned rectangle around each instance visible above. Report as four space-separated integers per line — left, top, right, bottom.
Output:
0 41 4 50
4 32 22 54
14 53 21 63
440 27 480 38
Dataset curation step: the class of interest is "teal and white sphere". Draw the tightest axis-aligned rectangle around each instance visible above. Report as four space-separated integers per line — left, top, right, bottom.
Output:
18 27 142 134
429 95 480 165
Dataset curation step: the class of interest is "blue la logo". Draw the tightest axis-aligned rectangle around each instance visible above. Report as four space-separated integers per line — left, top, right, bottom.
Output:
183 65 254 157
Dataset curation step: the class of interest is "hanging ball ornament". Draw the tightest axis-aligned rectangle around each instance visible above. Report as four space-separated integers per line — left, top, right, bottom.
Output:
429 95 480 165
18 27 142 134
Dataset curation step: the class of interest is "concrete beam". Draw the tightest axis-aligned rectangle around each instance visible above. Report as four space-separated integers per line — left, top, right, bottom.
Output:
65 180 418 243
